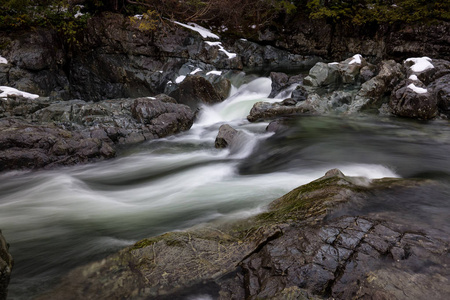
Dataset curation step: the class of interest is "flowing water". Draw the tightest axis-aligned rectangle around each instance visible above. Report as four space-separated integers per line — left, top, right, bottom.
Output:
1 77 449 299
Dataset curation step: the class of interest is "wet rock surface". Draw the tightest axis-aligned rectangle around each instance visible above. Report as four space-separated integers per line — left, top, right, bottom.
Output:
37 170 449 300
169 75 223 110
0 118 115 171
0 96 194 171
0 231 13 300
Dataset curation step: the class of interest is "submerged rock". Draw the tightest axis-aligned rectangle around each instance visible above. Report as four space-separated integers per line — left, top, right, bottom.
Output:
37 170 449 300
0 230 13 300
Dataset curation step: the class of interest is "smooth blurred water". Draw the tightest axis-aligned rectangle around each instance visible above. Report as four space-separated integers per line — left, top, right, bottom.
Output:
0 77 449 299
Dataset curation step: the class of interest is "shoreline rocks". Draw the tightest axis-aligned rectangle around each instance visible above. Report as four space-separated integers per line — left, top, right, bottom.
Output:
0 230 13 300
36 170 449 299
0 95 195 172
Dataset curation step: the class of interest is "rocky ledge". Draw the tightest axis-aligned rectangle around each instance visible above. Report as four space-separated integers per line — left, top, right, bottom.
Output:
37 169 449 299
0 95 194 172
0 230 13 300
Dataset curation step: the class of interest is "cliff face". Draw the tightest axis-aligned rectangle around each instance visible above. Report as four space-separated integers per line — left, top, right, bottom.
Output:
1 13 448 102
265 19 450 62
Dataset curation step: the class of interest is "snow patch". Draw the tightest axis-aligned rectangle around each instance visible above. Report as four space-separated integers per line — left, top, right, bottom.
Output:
328 62 339 65
0 56 7 64
175 75 186 84
133 14 143 20
349 54 362 65
205 41 237 59
206 71 222 76
190 68 203 75
409 74 419 81
173 21 220 39
406 57 434 73
147 96 156 100
407 83 428 94
0 86 39 99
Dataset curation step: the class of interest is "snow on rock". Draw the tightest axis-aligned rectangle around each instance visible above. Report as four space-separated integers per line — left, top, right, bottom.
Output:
0 86 39 99
407 83 428 94
175 75 186 84
0 56 7 64
206 70 222 76
406 57 434 73
328 62 339 65
173 21 220 39
409 74 419 81
190 68 203 75
205 41 237 59
349 54 363 65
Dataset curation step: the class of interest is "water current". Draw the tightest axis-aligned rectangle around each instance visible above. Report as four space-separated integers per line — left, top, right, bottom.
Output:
1 76 449 299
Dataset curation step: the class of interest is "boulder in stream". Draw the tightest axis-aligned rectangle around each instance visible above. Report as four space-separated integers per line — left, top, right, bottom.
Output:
215 124 238 148
169 75 223 110
36 169 449 300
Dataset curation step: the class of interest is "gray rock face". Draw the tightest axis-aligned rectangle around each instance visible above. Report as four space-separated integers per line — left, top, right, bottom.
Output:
247 100 312 122
215 124 238 148
429 74 450 115
0 118 115 171
0 96 195 171
389 80 437 119
36 171 449 300
0 230 13 300
268 72 303 98
348 60 405 112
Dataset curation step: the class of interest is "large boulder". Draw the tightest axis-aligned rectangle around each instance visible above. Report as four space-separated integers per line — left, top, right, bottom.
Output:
389 79 437 119
169 75 223 110
36 170 449 299
429 74 450 115
0 230 13 300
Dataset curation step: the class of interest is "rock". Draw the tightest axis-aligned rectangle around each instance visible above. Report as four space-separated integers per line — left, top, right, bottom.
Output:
37 170 448 300
349 60 405 112
291 85 308 102
0 96 195 171
429 74 450 115
215 124 238 148
0 230 13 300
234 39 321 69
304 62 340 87
389 79 437 119
247 100 312 122
268 72 303 98
169 75 223 110
210 76 232 100
0 118 115 171
266 118 291 133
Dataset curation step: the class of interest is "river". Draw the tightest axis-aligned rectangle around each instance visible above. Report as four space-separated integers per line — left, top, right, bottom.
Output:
1 76 449 299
